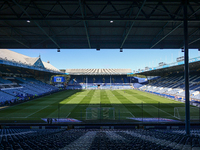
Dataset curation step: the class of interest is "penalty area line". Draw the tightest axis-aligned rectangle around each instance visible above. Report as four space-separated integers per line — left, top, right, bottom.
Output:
66 112 71 118
129 112 135 118
25 105 50 118
150 105 180 120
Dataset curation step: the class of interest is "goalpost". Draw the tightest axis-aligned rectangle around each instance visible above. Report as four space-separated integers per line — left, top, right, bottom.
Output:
86 107 115 120
174 107 200 120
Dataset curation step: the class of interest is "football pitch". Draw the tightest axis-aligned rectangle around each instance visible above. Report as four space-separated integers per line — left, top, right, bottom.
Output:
0 89 199 124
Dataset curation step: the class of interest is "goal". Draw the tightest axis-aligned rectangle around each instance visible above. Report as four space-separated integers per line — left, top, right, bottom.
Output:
174 107 200 120
86 107 115 120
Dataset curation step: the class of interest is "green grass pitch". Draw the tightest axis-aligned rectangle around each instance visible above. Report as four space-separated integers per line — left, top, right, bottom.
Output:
0 89 199 123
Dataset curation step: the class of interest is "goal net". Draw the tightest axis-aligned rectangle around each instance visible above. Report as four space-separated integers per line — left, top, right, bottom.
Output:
174 107 200 120
86 107 115 120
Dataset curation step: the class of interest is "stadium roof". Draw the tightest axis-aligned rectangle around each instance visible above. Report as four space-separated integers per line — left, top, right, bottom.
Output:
135 56 200 76
0 49 60 72
66 68 132 75
0 0 200 49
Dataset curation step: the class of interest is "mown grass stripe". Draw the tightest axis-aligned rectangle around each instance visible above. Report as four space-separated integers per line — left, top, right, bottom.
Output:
0 90 79 118
0 89 197 123
90 90 100 104
26 90 83 118
48 90 90 118
120 90 175 118
100 90 112 107
111 90 157 118
125 90 185 116
68 90 95 119
105 90 135 119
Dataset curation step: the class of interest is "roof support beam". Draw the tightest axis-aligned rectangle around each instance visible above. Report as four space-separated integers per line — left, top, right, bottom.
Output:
179 27 200 48
12 0 61 49
122 2 136 18
135 0 148 19
0 18 200 22
144 3 182 19
109 1 122 18
79 0 91 49
96 2 109 18
19 1 32 18
6 1 19 18
188 35 200 46
150 5 200 49
121 2 135 45
31 1 45 18
56 0 71 18
32 1 60 45
120 0 146 49
32 21 82 48
32 0 60 45
4 21 30 45
161 2 174 19
45 1 57 18
71 6 80 18
0 1 6 10
84 1 96 18
0 28 29 48
147 2 160 18
150 23 182 49
188 4 198 19
150 3 183 49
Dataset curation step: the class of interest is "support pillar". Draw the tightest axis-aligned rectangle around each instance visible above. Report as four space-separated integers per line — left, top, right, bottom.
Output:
183 0 190 135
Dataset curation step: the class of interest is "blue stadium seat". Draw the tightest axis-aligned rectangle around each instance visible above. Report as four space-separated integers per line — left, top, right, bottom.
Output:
0 129 199 149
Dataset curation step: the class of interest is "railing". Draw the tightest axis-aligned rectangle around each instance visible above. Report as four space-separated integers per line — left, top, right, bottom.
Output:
135 56 200 74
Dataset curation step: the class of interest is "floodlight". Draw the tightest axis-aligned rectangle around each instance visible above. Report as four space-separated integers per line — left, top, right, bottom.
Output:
27 20 30 23
110 20 113 23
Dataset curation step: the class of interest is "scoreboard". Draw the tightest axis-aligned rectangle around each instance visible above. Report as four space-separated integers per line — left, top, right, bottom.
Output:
53 76 65 83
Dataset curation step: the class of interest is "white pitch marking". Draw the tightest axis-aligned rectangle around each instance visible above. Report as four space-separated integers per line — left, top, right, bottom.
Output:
66 112 71 118
25 105 50 118
150 105 180 119
129 112 135 118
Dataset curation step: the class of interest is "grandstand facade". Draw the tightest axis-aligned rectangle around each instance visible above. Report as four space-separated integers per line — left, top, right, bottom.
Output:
0 49 63 104
66 69 134 90
0 49 61 73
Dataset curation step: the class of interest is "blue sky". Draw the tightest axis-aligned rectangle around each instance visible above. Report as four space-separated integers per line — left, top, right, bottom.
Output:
11 49 199 71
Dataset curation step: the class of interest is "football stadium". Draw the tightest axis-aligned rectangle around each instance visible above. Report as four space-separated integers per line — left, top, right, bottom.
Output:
0 1 200 149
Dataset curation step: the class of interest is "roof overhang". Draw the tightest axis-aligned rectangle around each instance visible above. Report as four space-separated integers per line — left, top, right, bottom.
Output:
0 0 200 49
136 61 200 76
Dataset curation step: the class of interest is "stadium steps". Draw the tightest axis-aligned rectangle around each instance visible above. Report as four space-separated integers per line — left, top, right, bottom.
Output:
1 90 15 97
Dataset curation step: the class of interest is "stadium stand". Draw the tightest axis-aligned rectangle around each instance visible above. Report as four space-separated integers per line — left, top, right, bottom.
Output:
66 69 132 75
0 77 59 105
0 49 60 73
0 129 199 150
138 72 200 105
0 77 13 84
66 71 134 90
0 49 64 105
1 49 199 149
